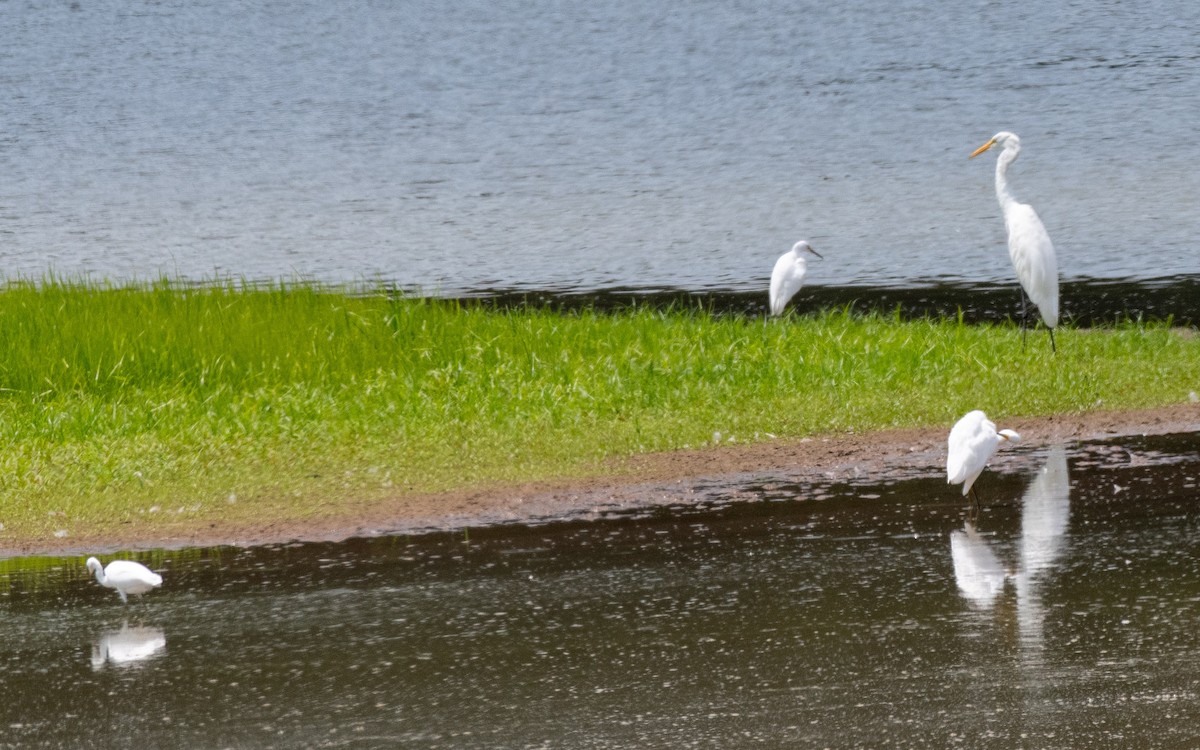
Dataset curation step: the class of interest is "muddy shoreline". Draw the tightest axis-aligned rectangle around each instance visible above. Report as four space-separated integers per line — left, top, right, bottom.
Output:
7 403 1198 557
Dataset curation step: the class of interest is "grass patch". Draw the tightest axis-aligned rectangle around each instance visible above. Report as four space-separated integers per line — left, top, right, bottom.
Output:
0 279 1195 539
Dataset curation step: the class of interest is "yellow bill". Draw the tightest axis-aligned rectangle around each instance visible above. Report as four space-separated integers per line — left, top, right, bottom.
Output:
969 138 997 159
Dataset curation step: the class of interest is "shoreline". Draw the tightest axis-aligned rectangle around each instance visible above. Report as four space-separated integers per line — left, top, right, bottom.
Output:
6 402 1196 558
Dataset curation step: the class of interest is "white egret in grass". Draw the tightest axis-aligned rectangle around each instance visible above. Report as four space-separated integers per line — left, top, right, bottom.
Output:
769 240 823 316
947 410 1020 507
86 557 163 604
970 132 1059 352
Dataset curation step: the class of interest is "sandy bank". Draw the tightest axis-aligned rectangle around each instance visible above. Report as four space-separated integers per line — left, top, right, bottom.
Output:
8 402 1197 557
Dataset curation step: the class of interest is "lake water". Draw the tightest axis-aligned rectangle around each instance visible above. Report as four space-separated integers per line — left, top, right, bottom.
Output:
2 0 1198 294
3 432 1199 747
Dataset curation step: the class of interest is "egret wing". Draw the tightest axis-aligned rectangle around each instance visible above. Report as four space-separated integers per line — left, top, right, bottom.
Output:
947 412 995 485
1004 202 1059 327
769 254 808 316
105 560 163 588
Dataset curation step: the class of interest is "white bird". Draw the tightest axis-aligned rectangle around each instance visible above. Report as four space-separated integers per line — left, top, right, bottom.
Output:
946 410 1020 505
970 132 1059 352
86 557 163 604
769 240 823 317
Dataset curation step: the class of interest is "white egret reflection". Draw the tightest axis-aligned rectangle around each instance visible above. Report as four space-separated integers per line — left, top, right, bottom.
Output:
91 623 167 670
1016 445 1071 660
949 445 1072 649
1017 445 1072 577
950 522 1011 608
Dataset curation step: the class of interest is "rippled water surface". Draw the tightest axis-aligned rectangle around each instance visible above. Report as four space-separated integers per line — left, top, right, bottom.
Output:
3 0 1198 291
3 433 1199 747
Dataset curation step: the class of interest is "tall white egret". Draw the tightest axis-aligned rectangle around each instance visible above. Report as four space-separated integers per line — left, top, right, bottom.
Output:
86 557 163 604
970 132 1059 352
946 410 1020 506
768 240 822 316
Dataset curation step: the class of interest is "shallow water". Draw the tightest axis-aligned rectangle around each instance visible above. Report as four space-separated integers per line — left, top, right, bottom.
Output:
2 433 1199 747
4 0 1199 292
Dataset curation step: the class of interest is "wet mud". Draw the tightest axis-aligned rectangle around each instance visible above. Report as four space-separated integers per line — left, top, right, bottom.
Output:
7 403 1195 557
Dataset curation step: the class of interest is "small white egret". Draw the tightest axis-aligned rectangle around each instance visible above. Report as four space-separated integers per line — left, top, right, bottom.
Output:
85 557 163 604
768 240 823 317
946 410 1020 506
970 132 1059 352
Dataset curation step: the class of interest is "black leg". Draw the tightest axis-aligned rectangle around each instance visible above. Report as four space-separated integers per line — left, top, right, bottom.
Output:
1019 286 1029 350
1019 285 1058 354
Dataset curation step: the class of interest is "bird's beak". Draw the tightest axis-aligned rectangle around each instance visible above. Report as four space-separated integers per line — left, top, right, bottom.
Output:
807 246 824 260
969 139 996 159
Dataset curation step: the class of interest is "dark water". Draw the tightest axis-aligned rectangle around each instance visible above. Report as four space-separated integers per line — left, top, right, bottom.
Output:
2 0 1198 293
2 433 1199 748
464 275 1200 327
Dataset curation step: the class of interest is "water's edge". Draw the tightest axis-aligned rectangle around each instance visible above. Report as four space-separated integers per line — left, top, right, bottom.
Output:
453 276 1200 327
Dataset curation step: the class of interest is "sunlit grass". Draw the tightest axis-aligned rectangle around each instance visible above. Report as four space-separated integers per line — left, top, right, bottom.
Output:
0 279 1195 540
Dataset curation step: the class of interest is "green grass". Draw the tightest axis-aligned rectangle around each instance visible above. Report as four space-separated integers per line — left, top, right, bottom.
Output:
0 279 1196 540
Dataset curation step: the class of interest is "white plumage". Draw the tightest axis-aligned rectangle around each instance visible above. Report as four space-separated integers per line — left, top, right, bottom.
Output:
768 240 822 316
971 131 1059 351
946 410 1020 499
86 557 163 604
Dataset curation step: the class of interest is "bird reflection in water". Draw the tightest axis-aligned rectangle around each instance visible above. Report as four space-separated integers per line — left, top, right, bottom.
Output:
91 623 166 670
950 521 1011 608
949 445 1071 621
1015 445 1071 659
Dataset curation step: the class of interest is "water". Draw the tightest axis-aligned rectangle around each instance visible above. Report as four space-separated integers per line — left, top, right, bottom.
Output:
2 0 1198 293
3 433 1199 747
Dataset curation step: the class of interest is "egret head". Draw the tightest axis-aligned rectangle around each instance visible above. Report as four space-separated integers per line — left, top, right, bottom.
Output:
970 131 1019 158
998 429 1020 443
86 557 102 574
793 241 823 259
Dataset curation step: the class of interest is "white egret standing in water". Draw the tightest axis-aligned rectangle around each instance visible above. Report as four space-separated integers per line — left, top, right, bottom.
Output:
947 410 1020 507
86 557 163 604
768 240 823 316
970 132 1059 352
